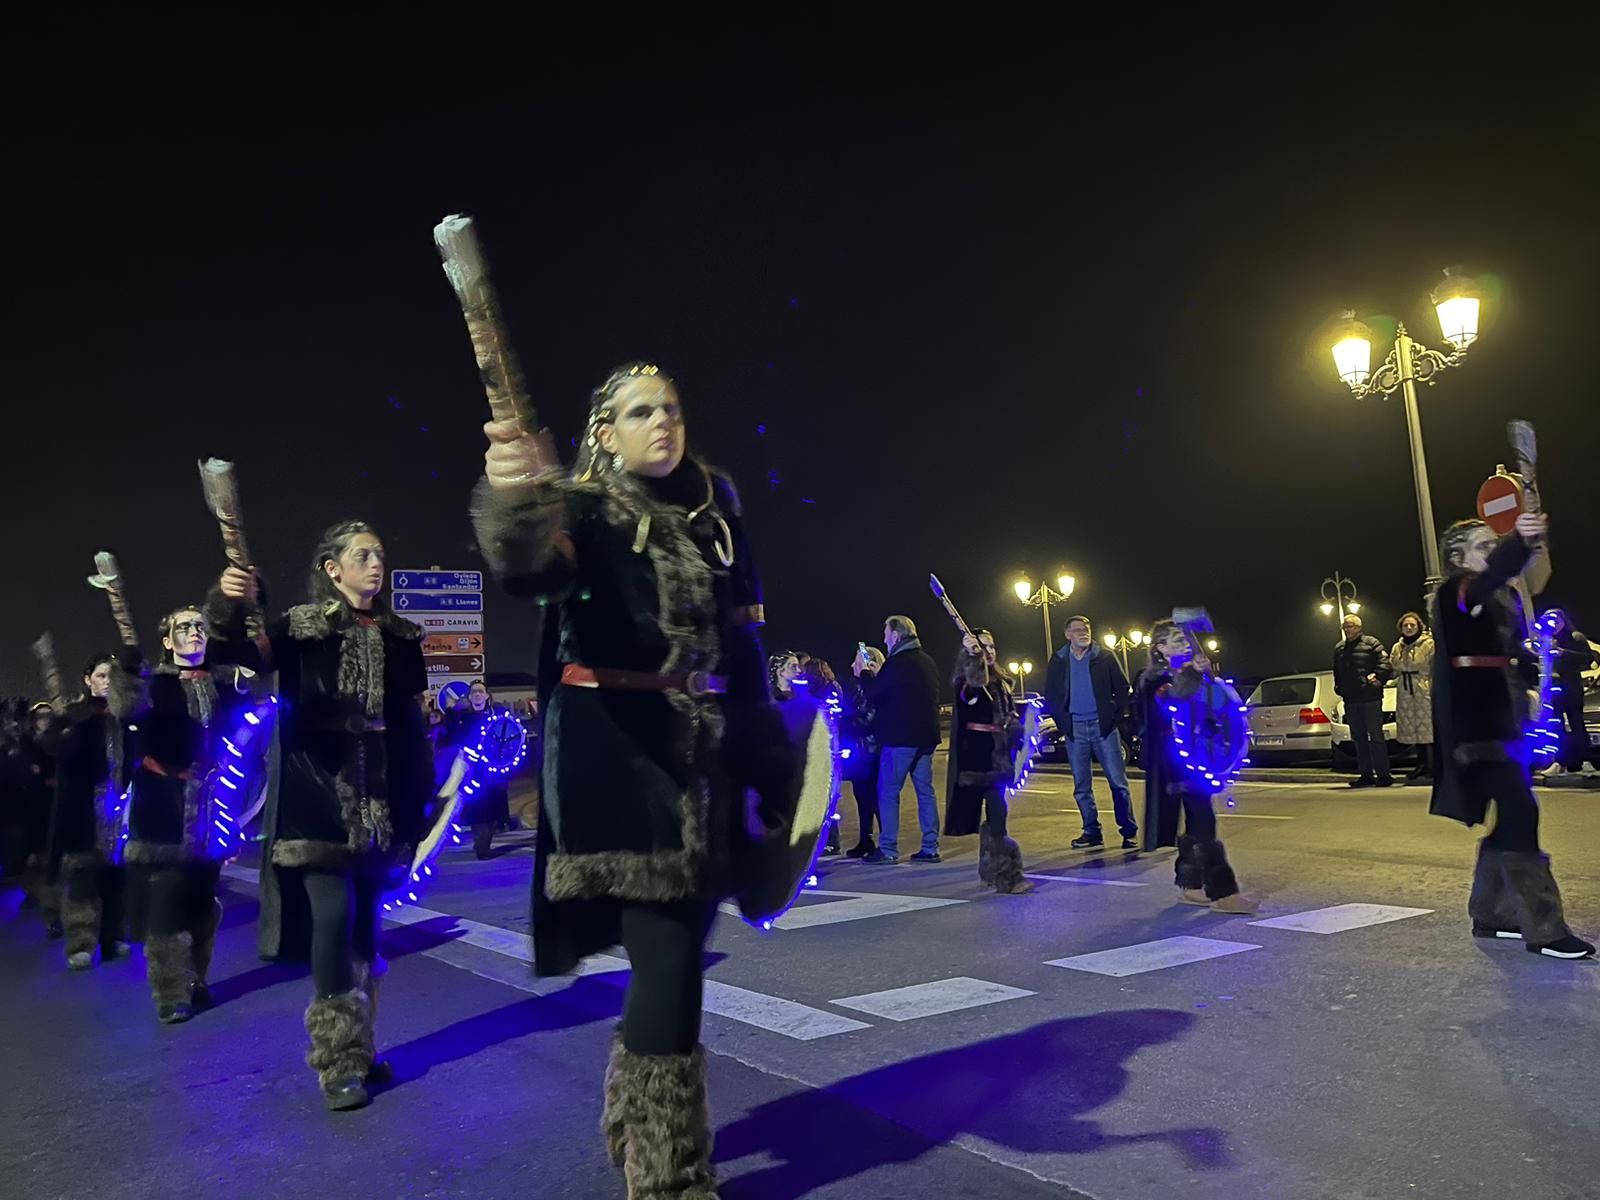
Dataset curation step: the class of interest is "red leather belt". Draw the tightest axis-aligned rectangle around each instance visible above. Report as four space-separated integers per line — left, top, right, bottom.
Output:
141 756 196 781
561 663 728 698
966 722 1003 733
1450 656 1512 668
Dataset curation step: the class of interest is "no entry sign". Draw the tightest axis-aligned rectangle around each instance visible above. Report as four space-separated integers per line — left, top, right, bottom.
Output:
1476 472 1524 536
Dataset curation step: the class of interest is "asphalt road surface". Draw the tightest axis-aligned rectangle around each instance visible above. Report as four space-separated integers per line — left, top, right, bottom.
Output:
4 759 1598 1199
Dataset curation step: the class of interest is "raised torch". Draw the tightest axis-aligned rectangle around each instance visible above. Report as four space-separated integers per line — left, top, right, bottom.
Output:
31 632 65 710
199 457 265 636
433 213 538 431
87 551 139 647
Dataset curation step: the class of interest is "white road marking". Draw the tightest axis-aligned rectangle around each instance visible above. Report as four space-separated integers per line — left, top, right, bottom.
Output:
1217 812 1297 820
1024 872 1147 888
225 863 866 1040
1248 903 1433 934
831 976 1035 1021
1046 935 1261 977
718 888 965 930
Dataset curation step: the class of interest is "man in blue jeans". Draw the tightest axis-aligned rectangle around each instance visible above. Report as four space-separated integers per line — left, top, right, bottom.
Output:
863 615 943 864
1044 615 1138 849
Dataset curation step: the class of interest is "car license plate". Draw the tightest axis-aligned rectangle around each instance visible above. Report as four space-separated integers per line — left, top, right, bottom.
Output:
1252 735 1286 747
1590 731 1600 746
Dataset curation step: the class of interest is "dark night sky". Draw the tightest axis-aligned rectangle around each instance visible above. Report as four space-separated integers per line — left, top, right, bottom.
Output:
8 23 1599 697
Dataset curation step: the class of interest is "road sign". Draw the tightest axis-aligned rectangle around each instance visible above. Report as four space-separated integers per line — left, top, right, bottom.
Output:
426 654 486 675
432 679 475 707
423 633 485 656
1476 472 1525 536
393 591 483 613
391 570 483 592
401 613 485 633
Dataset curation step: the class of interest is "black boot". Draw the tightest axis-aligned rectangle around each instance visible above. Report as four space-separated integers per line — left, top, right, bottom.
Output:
613 1044 718 1198
1198 839 1256 914
1500 852 1596 960
1468 845 1521 940
1175 835 1206 903
844 838 875 859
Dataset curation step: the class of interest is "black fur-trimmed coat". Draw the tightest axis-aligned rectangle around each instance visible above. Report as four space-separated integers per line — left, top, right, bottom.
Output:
205 594 432 961
944 669 1018 837
472 457 788 976
47 653 143 877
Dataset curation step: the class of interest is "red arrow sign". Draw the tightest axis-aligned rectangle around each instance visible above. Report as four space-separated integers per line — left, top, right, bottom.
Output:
1476 473 1524 536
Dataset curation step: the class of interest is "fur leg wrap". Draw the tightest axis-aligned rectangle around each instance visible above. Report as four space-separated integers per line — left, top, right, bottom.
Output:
304 988 374 1091
61 892 102 957
191 897 223 983
614 1044 718 1198
24 853 60 921
353 960 381 1060
602 1027 630 1168
1468 844 1520 932
1499 851 1573 946
1198 839 1240 901
145 932 196 1010
990 837 1030 893
977 827 997 886
1174 835 1204 892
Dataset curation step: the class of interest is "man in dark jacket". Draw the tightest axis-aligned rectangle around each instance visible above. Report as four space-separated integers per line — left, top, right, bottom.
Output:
1044 615 1137 848
1542 610 1598 776
1333 614 1395 788
865 615 942 864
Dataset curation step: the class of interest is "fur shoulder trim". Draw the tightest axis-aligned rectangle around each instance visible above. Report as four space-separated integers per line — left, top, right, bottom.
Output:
283 601 422 642
286 603 334 640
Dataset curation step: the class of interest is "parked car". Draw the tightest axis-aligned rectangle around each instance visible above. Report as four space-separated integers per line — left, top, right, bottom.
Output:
1585 681 1600 768
1329 683 1413 769
1245 671 1340 763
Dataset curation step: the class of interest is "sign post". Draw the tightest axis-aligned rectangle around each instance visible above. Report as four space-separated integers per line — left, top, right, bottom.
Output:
393 567 487 702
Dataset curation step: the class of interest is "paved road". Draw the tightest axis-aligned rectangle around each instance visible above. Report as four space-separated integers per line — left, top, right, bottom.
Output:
4 760 1598 1199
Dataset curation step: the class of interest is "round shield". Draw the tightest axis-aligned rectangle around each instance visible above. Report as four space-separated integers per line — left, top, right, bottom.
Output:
474 709 528 776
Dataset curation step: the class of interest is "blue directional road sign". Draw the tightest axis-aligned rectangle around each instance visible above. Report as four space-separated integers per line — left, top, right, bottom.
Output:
391 570 483 592
392 591 483 613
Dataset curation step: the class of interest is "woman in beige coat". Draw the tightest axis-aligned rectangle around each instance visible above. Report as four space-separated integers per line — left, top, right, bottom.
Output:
1391 612 1436 783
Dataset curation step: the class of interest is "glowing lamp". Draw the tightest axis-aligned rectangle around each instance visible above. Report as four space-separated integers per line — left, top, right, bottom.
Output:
1008 661 1022 674
1320 602 1335 616
1014 578 1033 602
1057 574 1076 597
1348 601 1361 614
1206 639 1220 653
1103 633 1117 648
1431 268 1481 349
1331 312 1374 388
1129 631 1144 646
1022 661 1033 674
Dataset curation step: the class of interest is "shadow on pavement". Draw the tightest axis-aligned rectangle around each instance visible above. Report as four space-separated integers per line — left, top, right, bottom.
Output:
209 958 308 1006
716 1009 1229 1199
381 976 620 1087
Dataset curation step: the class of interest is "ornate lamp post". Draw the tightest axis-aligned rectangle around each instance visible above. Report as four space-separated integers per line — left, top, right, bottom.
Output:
1014 572 1076 659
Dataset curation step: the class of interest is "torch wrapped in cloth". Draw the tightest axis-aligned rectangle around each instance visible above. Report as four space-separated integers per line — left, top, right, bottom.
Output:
198 457 265 638
87 551 139 647
433 214 539 431
31 632 65 710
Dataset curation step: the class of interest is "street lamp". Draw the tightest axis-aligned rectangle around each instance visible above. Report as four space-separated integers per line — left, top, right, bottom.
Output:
1102 629 1145 677
1326 267 1483 593
1015 572 1076 658
1320 572 1360 623
1006 659 1036 694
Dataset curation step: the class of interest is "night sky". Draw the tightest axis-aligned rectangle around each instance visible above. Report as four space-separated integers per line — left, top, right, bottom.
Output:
9 26 1599 698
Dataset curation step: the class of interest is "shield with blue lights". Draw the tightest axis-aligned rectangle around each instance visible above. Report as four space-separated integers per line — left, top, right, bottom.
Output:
477 709 528 774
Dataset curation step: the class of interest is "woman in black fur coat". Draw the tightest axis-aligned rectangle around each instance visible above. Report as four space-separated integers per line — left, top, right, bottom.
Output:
207 520 434 1110
474 362 791 1198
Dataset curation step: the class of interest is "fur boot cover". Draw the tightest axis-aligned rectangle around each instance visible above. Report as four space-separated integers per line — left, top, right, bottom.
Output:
1198 838 1241 901
305 988 373 1090
1468 845 1520 934
1173 835 1204 892
613 1043 718 1198
602 1026 630 1168
61 892 102 958
192 898 223 983
145 932 195 1010
1499 851 1574 946
977 827 997 886
990 836 1033 894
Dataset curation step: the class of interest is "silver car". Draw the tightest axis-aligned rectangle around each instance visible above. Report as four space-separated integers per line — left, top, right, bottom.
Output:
1246 671 1340 761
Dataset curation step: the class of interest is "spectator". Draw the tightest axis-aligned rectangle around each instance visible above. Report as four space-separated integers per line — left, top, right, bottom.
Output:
864 615 942 864
1542 609 1598 778
1333 614 1394 788
1044 615 1138 849
842 645 885 857
1390 613 1436 783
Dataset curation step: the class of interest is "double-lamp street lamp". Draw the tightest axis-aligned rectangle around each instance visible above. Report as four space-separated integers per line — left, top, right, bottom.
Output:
1327 267 1482 594
1102 629 1144 677
1319 572 1361 624
1014 572 1076 658
1006 659 1036 694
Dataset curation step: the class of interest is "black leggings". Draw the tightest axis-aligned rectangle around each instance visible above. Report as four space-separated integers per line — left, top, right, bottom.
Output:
1470 763 1542 853
850 776 879 841
982 789 1009 837
302 867 381 997
146 862 221 937
620 898 717 1056
1180 792 1217 842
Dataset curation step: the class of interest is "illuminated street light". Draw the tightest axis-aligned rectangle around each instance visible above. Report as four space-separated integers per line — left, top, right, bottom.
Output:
1103 630 1146 677
1320 572 1359 624
1205 638 1220 653
1014 571 1076 658
1007 659 1036 694
1325 268 1483 594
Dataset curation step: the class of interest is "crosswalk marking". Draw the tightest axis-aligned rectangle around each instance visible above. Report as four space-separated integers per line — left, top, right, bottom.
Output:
1046 935 1261 977
1248 903 1433 934
718 888 965 930
832 976 1034 1021
223 863 869 1040
1024 872 1147 888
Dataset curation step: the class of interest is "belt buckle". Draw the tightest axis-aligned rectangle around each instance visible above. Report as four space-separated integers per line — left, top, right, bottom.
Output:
684 671 711 698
